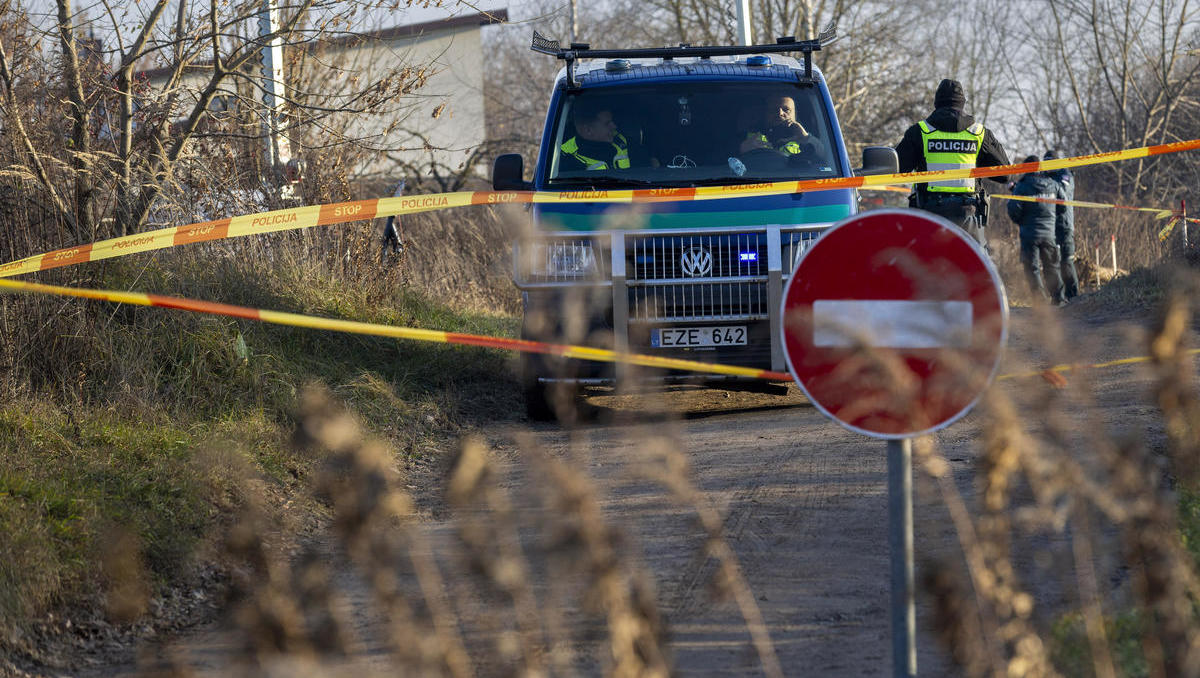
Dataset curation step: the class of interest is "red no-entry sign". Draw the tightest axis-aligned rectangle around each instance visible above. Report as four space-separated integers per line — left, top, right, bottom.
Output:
781 208 1008 438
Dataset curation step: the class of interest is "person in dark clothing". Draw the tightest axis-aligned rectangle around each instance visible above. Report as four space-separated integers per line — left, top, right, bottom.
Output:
1007 156 1067 305
895 79 1011 250
559 100 654 172
1043 149 1078 299
739 95 818 156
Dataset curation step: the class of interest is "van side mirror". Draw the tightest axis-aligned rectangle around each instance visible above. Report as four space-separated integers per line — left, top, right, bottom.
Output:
493 154 533 191
854 146 899 176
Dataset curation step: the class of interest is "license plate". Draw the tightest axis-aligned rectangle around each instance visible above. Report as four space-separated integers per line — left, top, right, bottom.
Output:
651 326 747 348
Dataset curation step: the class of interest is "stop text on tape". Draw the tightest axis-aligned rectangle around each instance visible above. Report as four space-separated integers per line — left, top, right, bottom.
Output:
4 137 1200 279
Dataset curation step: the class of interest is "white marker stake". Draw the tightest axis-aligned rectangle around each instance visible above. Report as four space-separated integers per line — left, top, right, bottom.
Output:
1111 234 1118 276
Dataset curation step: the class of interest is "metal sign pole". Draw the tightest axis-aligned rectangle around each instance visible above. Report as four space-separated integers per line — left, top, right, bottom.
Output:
781 210 1007 677
888 438 916 677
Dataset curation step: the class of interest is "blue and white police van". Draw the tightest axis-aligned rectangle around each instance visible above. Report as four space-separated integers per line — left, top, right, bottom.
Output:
492 28 899 418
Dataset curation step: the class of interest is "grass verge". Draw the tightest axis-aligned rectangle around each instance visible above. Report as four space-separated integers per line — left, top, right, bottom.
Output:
0 251 520 669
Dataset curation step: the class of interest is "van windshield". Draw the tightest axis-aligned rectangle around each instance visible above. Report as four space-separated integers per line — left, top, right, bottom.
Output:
545 81 842 188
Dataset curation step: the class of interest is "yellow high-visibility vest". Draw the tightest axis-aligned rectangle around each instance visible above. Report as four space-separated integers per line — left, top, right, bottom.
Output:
561 133 631 170
919 120 985 193
746 132 801 155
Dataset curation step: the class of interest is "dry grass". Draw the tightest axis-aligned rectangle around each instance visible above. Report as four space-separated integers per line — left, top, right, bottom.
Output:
82 252 1195 677
6 161 1200 677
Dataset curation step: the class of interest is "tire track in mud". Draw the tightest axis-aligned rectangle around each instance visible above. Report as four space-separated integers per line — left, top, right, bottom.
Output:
520 394 950 676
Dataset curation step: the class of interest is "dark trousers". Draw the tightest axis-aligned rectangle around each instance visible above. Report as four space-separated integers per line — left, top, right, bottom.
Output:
1020 236 1065 304
916 195 987 250
1057 227 1078 298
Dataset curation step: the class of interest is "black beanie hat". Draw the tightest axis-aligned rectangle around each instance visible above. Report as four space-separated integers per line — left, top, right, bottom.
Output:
1043 149 1059 160
934 79 966 110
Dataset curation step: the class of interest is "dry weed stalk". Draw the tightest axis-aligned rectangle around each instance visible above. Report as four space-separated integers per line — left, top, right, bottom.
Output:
1149 285 1200 479
222 497 327 671
919 274 1200 678
636 434 784 678
447 435 550 675
99 526 151 625
520 433 671 678
1122 285 1200 678
293 385 473 678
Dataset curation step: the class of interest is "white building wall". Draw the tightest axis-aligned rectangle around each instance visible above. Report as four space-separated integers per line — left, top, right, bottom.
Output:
335 25 487 182
138 12 500 187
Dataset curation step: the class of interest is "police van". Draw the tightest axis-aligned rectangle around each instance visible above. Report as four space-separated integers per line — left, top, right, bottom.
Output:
492 28 899 419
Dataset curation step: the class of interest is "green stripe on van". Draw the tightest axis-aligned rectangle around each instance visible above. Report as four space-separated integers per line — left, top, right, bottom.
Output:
539 205 853 231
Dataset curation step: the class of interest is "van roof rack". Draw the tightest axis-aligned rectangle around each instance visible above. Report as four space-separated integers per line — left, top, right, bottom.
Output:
531 24 838 88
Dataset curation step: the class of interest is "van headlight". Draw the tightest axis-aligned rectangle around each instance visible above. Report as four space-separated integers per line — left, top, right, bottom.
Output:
525 239 603 280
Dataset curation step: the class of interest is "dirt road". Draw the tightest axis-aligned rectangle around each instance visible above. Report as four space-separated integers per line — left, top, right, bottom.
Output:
89 299 1167 677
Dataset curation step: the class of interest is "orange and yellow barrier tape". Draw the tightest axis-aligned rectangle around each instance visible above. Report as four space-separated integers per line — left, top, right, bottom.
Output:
987 193 1178 219
1156 215 1200 242
4 276 1197 388
0 277 792 382
999 350 1200 385
859 185 911 194
4 138 1200 279
988 193 1200 242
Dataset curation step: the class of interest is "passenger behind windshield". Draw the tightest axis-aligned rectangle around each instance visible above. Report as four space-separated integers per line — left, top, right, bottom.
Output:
560 100 658 172
738 96 819 157
546 83 838 186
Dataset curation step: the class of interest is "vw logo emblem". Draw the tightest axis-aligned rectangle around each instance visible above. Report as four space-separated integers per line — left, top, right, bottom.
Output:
680 247 712 277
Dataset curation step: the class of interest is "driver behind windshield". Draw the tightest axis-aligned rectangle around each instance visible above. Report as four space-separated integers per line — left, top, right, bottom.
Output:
560 101 656 171
738 95 818 157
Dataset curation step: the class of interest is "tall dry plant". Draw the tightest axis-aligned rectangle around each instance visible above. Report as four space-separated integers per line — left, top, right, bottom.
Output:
914 268 1200 678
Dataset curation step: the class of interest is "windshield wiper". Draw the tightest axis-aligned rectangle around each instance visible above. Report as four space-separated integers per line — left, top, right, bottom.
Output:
549 176 659 189
686 177 801 187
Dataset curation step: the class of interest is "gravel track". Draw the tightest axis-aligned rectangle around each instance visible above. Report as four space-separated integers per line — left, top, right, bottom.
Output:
81 299 1173 677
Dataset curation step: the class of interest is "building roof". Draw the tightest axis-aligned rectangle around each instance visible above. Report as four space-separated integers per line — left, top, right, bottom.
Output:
360 8 507 42
136 8 508 81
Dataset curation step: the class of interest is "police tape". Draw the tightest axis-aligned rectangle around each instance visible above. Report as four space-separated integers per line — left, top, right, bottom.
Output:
4 137 1200 279
5 276 1196 390
1156 216 1200 242
859 185 911 194
0 277 792 382
988 193 1200 241
998 350 1200 385
987 193 1178 219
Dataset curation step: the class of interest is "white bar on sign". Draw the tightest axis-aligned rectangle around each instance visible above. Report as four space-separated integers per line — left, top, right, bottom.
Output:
813 300 973 349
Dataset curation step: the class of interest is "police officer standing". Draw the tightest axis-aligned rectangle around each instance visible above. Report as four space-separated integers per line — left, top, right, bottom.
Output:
895 79 1011 249
1043 150 1078 299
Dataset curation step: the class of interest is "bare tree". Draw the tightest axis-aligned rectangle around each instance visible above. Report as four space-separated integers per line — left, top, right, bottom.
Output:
0 0 441 241
1016 0 1200 201
486 0 977 163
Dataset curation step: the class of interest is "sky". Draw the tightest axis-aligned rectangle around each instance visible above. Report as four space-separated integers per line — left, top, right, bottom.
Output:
13 0 527 52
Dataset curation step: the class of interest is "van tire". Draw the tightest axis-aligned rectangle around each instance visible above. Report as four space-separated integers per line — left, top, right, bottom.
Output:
524 378 556 421
523 376 580 423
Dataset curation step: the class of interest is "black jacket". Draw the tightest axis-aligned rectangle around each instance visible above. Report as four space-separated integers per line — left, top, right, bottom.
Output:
895 107 1010 199
1045 167 1075 236
1007 173 1066 242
